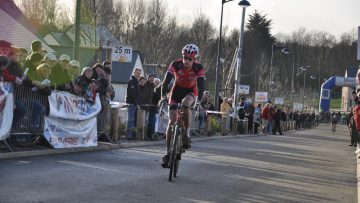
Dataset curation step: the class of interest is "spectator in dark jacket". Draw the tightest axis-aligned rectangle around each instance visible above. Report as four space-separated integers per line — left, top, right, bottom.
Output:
125 68 142 140
139 75 154 111
6 49 27 127
272 106 283 135
148 78 161 139
244 101 255 133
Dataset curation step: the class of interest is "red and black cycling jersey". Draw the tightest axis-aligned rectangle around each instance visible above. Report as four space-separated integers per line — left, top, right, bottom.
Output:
167 59 205 89
162 59 205 101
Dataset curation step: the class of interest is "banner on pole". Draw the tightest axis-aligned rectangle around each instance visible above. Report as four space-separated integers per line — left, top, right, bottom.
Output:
255 92 268 102
274 98 284 105
293 103 304 111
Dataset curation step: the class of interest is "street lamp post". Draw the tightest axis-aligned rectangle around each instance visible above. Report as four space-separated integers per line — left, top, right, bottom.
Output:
233 0 250 108
215 0 235 111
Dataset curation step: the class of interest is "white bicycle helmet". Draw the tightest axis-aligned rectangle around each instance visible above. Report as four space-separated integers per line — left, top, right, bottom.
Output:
182 44 199 59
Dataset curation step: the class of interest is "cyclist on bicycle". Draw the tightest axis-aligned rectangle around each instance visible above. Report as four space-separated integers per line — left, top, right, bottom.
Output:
331 115 338 132
160 44 205 168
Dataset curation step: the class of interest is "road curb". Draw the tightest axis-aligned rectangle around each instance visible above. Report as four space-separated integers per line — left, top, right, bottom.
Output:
0 132 290 160
0 134 253 160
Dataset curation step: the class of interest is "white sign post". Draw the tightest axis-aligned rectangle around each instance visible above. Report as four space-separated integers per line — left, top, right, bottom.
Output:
274 98 284 105
112 46 133 63
255 92 268 102
293 103 304 112
239 85 250 95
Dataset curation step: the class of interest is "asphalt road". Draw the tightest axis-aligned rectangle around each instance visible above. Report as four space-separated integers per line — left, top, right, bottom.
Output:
0 124 356 203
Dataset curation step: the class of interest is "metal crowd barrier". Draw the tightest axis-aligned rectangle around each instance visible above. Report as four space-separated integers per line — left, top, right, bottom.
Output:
4 85 111 151
11 85 47 134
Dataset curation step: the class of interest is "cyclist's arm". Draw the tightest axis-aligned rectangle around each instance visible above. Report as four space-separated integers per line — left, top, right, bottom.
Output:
161 71 173 97
197 76 205 101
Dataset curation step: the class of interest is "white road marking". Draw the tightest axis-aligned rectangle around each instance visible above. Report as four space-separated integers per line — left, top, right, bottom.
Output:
16 161 31 164
58 160 124 173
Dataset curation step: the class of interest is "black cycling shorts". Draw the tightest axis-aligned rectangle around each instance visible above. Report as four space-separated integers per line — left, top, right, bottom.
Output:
169 85 195 110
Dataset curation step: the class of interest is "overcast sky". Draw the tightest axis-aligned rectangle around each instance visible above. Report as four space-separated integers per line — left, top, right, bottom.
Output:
57 0 360 38
166 0 360 38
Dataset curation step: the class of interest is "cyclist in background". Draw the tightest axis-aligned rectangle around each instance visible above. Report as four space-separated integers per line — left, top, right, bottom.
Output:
160 44 205 168
331 114 338 133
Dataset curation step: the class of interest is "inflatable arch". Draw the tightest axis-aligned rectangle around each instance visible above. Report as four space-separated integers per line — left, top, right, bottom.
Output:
319 76 356 112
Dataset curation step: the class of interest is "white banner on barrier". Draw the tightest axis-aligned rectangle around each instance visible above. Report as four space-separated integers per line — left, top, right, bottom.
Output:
48 91 101 120
0 82 13 141
44 116 98 148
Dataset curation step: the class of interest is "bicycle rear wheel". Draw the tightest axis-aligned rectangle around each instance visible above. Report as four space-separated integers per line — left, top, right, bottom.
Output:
169 125 180 182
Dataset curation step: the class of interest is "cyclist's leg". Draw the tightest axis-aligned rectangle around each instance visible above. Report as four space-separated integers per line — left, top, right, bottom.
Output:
182 94 195 132
161 108 176 167
166 109 177 151
181 94 195 148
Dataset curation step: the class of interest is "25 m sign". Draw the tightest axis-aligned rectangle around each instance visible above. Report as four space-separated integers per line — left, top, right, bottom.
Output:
112 46 133 63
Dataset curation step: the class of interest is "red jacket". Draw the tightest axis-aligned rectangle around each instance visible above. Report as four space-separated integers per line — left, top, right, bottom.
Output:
354 105 360 131
1 68 16 82
261 106 269 120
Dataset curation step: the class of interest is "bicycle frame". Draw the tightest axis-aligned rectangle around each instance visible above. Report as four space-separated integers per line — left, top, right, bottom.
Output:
168 104 186 181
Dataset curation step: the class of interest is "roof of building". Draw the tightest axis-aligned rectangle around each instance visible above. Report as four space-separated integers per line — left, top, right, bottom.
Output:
47 32 73 46
45 24 121 47
0 0 54 52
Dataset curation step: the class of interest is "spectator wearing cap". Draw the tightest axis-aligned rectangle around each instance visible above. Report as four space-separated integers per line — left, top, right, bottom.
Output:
31 40 42 54
68 60 81 80
50 54 71 88
24 52 43 81
43 53 57 66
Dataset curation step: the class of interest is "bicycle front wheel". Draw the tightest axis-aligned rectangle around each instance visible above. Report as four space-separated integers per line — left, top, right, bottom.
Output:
169 125 180 182
174 130 183 177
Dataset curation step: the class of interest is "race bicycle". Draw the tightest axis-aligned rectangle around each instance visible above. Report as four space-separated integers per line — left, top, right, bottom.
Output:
160 100 199 182
331 121 337 134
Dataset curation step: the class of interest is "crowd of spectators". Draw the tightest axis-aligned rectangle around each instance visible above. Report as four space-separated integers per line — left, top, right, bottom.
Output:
0 40 114 135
